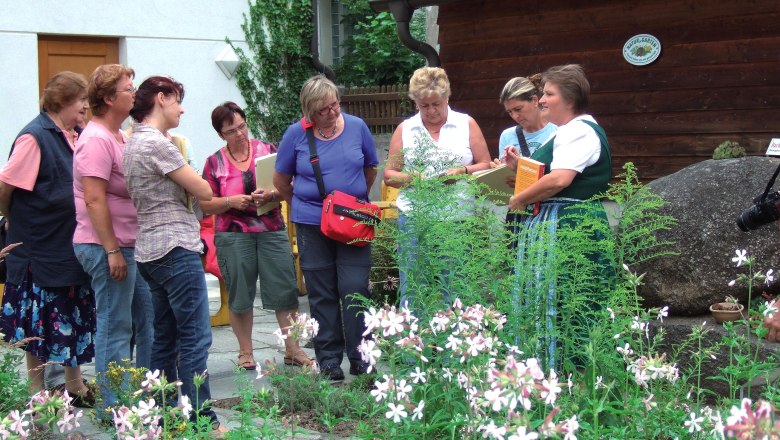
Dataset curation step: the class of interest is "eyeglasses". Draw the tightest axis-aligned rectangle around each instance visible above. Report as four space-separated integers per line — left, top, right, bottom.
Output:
222 122 247 137
117 86 136 95
317 101 340 116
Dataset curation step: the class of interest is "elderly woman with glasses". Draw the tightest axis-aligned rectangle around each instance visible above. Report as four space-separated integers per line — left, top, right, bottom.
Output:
383 66 491 313
273 75 378 382
0 71 96 405
200 101 313 371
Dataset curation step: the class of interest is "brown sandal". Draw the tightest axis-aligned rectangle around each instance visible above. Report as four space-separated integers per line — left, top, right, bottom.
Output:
237 352 257 370
284 349 314 367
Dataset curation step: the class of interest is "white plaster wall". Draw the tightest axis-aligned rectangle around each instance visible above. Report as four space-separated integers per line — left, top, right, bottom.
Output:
0 0 252 169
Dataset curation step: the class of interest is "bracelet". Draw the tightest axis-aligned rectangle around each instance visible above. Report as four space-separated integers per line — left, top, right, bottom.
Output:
463 165 469 175
105 248 120 256
225 196 230 209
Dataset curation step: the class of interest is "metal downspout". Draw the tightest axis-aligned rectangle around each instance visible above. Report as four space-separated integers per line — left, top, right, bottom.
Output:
387 0 440 67
310 0 337 81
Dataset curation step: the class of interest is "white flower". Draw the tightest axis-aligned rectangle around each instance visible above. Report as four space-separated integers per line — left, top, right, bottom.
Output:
595 376 604 389
370 375 390 402
766 269 775 285
511 425 539 440
180 395 192 420
141 370 161 388
478 421 507 440
363 307 382 336
381 309 405 336
764 301 779 318
606 307 615 321
563 415 579 440
732 249 748 267
395 379 412 401
385 402 407 423
409 367 427 384
657 306 669 322
622 263 630 272
684 411 703 433
411 400 425 420
728 279 736 287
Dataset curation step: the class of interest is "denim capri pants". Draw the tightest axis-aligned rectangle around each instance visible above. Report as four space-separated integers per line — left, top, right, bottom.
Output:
214 230 300 313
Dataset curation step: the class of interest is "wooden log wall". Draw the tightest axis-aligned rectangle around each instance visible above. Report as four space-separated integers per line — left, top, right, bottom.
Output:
436 0 780 181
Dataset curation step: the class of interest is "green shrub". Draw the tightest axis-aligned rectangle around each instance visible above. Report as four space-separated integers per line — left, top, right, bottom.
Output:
712 140 746 159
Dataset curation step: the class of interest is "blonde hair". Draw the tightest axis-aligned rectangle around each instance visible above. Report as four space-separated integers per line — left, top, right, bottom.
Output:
499 74 543 104
89 64 135 116
300 75 340 121
408 67 451 101
40 71 87 113
541 64 590 114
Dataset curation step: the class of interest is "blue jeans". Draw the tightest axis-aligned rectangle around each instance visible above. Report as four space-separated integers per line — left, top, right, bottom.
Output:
397 213 452 315
137 247 216 424
74 244 153 411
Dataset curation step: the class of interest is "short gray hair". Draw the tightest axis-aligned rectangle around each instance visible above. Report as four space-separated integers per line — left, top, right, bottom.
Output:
300 75 340 121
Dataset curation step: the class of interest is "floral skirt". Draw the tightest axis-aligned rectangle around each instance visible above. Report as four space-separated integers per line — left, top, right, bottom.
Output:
0 267 95 366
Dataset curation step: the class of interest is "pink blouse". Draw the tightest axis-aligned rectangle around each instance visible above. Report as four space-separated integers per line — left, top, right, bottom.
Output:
202 139 285 233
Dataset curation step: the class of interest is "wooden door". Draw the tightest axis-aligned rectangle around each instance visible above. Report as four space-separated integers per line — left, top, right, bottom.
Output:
37 35 119 100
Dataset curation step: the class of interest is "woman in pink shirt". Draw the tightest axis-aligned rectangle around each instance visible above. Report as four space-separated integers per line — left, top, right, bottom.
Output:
201 102 312 370
72 64 153 415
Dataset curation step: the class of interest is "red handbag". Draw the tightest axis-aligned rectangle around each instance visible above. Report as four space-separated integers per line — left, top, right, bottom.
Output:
320 190 381 247
302 118 381 246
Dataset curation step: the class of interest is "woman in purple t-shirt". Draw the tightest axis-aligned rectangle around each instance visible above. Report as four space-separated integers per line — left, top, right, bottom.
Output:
201 102 312 370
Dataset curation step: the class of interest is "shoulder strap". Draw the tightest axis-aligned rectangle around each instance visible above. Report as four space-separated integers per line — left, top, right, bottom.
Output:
514 125 531 157
302 118 327 199
580 120 609 150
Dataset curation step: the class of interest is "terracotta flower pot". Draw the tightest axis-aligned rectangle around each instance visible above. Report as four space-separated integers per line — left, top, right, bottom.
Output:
709 302 745 324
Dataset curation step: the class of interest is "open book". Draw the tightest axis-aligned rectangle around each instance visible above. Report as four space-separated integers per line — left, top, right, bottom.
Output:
255 153 281 216
471 164 514 204
513 157 546 216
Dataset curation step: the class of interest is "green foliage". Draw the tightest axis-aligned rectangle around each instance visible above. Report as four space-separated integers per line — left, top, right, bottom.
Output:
228 0 317 144
335 1 427 86
0 347 29 416
712 140 746 159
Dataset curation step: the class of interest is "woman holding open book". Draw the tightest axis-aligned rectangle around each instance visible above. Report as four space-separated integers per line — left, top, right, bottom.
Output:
506 64 613 370
200 101 312 371
383 66 491 314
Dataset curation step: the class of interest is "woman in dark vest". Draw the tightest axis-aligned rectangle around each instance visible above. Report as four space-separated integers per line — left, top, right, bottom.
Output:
505 64 613 371
0 71 96 406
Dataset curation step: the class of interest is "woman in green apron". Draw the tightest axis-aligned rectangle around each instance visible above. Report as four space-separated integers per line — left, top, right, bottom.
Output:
505 64 613 371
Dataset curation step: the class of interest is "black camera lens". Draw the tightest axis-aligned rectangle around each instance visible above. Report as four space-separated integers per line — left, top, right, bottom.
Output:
736 191 780 232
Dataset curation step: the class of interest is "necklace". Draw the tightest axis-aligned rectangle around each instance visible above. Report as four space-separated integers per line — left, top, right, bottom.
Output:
226 142 250 163
317 125 338 139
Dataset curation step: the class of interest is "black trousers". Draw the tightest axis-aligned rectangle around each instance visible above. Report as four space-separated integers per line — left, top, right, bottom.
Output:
295 223 372 367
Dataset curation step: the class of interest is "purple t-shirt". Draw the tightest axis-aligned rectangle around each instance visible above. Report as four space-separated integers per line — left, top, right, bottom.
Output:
202 138 285 233
73 120 139 246
275 113 378 225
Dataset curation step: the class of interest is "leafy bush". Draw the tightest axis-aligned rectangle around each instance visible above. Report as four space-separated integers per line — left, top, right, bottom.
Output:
335 1 427 86
713 140 746 159
228 0 317 144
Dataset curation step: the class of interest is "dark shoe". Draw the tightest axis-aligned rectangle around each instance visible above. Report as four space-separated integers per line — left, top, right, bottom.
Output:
321 363 345 381
349 362 370 376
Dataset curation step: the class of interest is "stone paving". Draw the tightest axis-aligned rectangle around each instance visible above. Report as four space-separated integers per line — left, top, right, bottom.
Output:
35 275 354 439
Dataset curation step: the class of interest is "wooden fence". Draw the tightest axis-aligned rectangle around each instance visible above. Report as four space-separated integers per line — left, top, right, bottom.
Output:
341 85 413 134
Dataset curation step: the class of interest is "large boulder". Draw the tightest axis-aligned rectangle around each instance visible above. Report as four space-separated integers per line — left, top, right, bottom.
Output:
637 156 780 315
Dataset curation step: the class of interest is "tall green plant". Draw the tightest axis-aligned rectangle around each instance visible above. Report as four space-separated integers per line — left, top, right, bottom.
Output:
228 0 317 144
336 1 427 86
